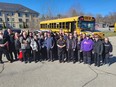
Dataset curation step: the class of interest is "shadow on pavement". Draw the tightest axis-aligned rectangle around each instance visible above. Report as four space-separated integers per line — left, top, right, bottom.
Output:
110 56 116 65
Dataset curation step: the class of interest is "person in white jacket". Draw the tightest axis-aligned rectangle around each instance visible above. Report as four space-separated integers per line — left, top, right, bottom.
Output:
30 35 39 63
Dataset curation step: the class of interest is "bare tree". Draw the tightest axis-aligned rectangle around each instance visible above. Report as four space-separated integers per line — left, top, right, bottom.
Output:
66 1 84 17
95 14 103 23
40 14 46 21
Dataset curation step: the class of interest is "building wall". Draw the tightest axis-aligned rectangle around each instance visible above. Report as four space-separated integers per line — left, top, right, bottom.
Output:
0 11 39 29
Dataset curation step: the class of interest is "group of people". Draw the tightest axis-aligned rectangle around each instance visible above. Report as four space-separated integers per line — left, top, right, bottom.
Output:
0 29 113 67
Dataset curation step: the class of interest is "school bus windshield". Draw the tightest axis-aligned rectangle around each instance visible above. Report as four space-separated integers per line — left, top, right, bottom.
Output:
80 21 95 31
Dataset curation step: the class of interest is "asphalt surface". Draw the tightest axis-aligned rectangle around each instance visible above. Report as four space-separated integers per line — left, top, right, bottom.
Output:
0 36 116 87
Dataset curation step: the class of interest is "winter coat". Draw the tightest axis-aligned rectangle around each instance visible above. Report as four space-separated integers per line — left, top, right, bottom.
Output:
66 38 76 49
103 41 113 54
20 36 31 50
81 38 94 51
30 39 38 51
14 39 21 50
93 40 103 54
44 37 54 50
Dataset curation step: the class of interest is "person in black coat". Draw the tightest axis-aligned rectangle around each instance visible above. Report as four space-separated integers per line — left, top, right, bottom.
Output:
7 29 17 61
103 37 113 66
57 35 66 63
93 35 103 67
0 31 12 63
14 32 21 59
66 33 76 63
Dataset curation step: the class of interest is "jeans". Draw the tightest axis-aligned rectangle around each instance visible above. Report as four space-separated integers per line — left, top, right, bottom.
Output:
83 51 92 65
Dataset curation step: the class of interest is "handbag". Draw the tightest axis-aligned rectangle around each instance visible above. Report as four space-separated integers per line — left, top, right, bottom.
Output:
18 51 23 59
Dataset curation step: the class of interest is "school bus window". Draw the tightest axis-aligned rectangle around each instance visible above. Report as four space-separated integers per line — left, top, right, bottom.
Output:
45 24 47 28
52 23 54 28
55 23 56 28
49 23 51 28
52 23 53 28
57 24 59 28
59 23 61 28
40 24 42 28
53 23 54 28
66 22 69 29
43 24 44 28
42 24 43 28
51 23 52 28
62 22 65 28
48 25 49 28
53 23 56 28
61 22 63 28
41 24 43 28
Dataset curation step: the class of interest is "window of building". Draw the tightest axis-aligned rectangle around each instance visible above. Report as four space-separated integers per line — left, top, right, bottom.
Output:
35 14 39 17
6 13 9 16
0 12 2 16
12 18 14 21
19 24 23 28
13 24 15 27
0 24 3 30
0 18 2 22
18 13 23 17
32 14 38 17
25 13 29 17
26 19 29 22
11 12 14 16
7 18 9 21
19 19 23 22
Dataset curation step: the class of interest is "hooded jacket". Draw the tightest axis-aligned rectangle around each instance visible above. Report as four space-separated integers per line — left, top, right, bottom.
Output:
81 38 94 51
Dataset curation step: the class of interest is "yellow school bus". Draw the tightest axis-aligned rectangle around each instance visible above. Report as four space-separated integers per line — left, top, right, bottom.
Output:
114 22 116 32
40 16 104 38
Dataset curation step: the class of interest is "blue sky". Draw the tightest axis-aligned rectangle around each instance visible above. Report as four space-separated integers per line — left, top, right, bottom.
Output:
0 0 116 16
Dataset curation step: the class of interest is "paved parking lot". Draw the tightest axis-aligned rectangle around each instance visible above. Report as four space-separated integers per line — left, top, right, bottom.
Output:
0 36 116 87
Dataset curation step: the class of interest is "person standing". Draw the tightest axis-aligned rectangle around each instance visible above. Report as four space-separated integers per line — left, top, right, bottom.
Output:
103 37 113 66
76 37 82 63
93 35 103 67
30 35 40 63
0 31 12 63
46 33 54 62
7 29 17 61
66 33 76 63
20 31 31 63
57 35 66 63
39 34 45 61
14 32 21 60
81 34 94 65
42 32 48 60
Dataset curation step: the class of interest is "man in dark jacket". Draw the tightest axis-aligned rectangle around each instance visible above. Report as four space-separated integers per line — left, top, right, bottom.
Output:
66 33 76 63
57 35 66 63
7 29 17 61
103 37 113 66
93 35 103 67
0 31 12 63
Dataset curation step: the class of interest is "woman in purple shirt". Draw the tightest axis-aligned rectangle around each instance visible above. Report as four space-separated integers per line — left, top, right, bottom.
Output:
81 34 94 65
